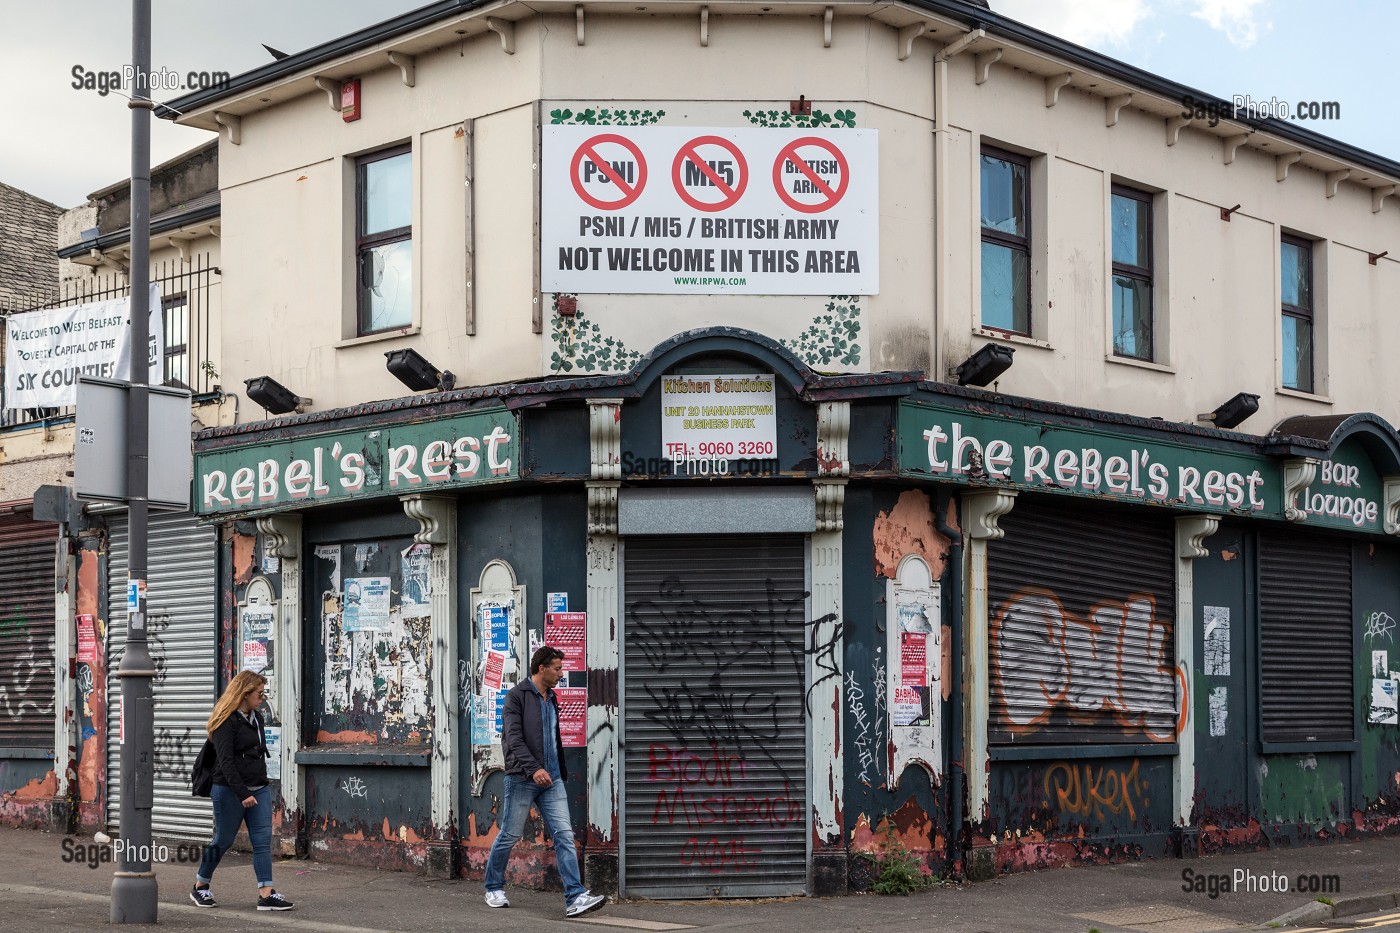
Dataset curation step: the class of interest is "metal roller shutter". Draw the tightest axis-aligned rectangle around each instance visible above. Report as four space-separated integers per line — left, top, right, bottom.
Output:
987 498 1177 745
622 535 808 899
1259 530 1352 743
0 512 58 747
106 512 217 837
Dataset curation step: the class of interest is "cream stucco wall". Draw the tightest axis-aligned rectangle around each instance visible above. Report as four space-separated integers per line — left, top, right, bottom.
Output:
204 7 1400 432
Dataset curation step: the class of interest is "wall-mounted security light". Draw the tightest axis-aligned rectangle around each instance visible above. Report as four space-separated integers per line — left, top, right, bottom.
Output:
244 376 311 415
953 344 1015 387
1198 392 1259 430
385 348 455 392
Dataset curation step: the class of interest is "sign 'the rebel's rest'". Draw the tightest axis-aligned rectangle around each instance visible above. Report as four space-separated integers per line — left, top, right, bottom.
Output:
542 125 878 295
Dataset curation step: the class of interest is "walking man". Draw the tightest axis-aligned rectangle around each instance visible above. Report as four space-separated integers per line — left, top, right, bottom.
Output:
484 645 606 917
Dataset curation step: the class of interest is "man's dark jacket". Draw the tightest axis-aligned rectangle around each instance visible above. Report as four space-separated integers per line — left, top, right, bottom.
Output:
209 710 268 800
501 679 567 780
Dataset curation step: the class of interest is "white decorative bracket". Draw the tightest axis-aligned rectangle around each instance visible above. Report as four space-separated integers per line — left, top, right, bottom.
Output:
1223 134 1250 165
588 397 623 536
1385 477 1400 535
1165 115 1190 146
964 489 1017 540
588 398 623 480
699 6 709 46
485 17 515 54
823 7 833 48
213 111 241 145
256 513 302 558
898 23 927 61
1283 457 1320 521
312 77 343 112
387 51 416 87
1175 515 1219 560
1044 72 1072 108
576 5 585 45
1105 93 1132 127
403 494 454 545
1326 169 1349 198
974 48 1001 85
817 401 851 477
1276 152 1302 182
1374 185 1396 213
815 479 847 532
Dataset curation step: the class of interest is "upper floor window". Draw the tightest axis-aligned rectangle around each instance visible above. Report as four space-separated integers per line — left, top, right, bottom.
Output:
980 147 1030 335
1280 235 1313 393
162 291 189 389
1111 186 1153 361
357 146 412 335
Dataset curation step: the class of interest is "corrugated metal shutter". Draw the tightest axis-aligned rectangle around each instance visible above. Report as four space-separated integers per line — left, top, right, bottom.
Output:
987 498 1177 745
0 512 58 746
106 512 216 837
1259 530 1352 743
622 535 808 899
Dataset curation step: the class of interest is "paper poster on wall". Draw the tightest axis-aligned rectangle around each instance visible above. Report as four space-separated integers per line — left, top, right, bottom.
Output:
471 693 494 744
1208 687 1228 737
1370 678 1398 725
483 650 507 691
548 592 568 613
262 553 280 575
343 576 391 632
900 633 927 688
555 686 587 747
241 605 275 674
1374 650 1389 678
892 685 922 727
1203 606 1230 676
481 603 510 652
544 612 587 673
77 614 97 665
265 726 282 781
402 543 432 615
894 598 933 727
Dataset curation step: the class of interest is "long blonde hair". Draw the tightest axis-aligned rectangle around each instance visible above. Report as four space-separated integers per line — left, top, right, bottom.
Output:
208 670 267 734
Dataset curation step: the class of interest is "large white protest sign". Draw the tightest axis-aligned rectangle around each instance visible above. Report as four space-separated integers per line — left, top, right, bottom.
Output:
542 126 878 295
4 285 163 409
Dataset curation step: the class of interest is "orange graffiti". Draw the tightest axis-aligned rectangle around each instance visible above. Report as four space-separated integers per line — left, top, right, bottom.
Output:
991 588 1185 740
1043 759 1147 821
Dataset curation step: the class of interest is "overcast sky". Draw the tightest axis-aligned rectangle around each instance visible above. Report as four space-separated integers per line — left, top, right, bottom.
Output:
2 1 1395 208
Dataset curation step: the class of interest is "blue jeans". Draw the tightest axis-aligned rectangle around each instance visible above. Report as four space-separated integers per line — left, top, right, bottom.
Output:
483 775 585 903
197 784 273 888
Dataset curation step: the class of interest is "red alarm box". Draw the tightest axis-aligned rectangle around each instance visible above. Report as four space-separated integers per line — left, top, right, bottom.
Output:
341 78 361 122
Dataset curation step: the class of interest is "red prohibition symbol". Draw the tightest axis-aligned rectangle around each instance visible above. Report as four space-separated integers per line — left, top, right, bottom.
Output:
773 137 850 214
671 135 749 212
570 134 647 211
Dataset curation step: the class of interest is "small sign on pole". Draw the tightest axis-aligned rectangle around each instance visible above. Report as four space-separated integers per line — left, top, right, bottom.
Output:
75 376 191 509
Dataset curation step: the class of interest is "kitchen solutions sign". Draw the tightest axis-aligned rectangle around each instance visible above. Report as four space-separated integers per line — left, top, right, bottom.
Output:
195 409 518 516
541 126 878 295
898 401 1285 518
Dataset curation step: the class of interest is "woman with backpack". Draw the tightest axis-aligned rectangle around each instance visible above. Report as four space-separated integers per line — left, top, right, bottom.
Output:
190 669 294 911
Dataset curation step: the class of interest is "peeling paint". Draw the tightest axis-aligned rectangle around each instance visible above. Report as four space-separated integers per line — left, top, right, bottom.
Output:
232 533 257 585
872 490 950 580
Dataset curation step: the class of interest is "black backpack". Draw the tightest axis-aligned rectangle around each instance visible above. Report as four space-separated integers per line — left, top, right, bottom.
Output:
190 739 216 797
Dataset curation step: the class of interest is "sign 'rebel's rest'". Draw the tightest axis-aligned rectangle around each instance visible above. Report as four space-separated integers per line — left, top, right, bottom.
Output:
195 409 518 516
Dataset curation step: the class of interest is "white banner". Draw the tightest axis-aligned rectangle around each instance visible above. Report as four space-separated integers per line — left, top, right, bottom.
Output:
542 126 878 295
661 373 777 462
3 285 163 409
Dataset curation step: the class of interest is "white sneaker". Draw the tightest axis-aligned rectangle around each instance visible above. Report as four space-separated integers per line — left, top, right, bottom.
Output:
566 891 606 917
484 890 510 908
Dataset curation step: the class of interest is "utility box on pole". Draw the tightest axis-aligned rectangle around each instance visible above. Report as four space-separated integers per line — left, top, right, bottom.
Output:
74 376 191 509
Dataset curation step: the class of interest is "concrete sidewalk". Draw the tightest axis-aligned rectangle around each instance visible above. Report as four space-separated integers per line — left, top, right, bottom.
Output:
2 826 1398 932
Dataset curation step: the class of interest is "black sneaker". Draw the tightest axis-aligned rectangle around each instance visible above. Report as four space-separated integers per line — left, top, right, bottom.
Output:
189 885 217 908
256 890 294 911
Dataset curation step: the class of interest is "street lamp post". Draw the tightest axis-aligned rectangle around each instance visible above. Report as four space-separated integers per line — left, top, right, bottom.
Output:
110 0 157 922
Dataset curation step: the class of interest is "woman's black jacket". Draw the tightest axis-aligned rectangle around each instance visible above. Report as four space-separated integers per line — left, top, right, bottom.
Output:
209 710 268 800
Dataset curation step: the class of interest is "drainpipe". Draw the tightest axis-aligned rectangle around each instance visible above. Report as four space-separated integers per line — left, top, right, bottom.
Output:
932 27 984 383
933 495 965 879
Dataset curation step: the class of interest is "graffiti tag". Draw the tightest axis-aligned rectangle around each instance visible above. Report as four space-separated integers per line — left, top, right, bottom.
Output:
1044 759 1148 821
1364 611 1396 642
341 776 368 798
